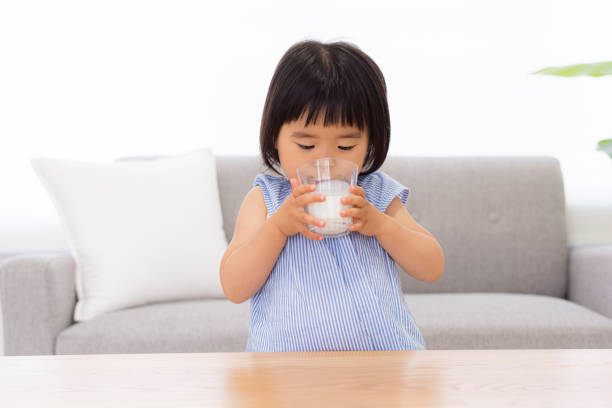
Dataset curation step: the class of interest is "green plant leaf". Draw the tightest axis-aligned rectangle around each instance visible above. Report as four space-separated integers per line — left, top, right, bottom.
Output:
597 138 612 159
532 61 612 77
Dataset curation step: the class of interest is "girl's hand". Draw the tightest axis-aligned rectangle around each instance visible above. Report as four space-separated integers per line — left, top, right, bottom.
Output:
269 178 327 241
340 185 385 237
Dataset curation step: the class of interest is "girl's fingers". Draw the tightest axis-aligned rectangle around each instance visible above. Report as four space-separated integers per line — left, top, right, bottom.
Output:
303 213 325 228
349 222 361 231
300 226 324 241
292 181 316 198
340 208 361 218
350 185 366 197
297 191 325 207
341 195 365 207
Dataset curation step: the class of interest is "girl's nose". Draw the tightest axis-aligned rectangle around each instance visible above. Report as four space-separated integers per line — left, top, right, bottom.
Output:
317 154 338 162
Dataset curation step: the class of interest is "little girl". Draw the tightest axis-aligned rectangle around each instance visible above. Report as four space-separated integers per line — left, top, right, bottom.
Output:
220 40 445 352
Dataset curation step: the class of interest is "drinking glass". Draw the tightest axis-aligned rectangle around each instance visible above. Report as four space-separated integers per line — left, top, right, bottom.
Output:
296 157 359 238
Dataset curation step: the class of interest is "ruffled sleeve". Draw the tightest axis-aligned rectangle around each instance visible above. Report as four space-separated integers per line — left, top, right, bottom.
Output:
358 170 411 214
253 173 290 217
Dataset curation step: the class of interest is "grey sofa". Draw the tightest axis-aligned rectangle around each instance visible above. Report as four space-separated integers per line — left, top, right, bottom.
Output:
2 155 612 356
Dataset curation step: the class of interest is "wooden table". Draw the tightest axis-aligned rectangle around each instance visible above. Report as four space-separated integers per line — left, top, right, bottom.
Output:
1 349 611 407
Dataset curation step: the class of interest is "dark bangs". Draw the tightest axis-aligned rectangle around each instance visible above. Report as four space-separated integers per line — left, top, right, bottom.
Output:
260 40 390 176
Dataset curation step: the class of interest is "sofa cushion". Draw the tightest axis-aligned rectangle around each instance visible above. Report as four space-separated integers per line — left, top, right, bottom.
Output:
56 299 250 354
55 293 612 354
30 148 228 323
405 293 612 349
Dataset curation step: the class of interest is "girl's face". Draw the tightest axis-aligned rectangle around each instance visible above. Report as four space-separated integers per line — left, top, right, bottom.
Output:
275 111 369 180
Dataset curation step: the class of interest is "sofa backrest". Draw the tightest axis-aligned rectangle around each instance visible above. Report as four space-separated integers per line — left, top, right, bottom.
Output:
216 155 568 298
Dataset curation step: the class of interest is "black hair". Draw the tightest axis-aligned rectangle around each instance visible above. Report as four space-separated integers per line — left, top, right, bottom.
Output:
259 39 391 176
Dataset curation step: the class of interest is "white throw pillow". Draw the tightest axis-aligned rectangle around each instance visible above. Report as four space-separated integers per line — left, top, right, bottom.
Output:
31 147 228 322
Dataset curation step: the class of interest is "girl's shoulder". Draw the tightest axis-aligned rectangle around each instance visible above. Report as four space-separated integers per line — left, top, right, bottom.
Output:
358 170 411 213
252 173 289 191
252 173 290 215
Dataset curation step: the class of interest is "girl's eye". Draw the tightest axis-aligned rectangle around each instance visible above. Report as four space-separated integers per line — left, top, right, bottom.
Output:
297 144 356 151
297 144 314 150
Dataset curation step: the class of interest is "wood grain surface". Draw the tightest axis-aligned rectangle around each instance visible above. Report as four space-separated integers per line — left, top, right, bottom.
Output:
1 349 611 407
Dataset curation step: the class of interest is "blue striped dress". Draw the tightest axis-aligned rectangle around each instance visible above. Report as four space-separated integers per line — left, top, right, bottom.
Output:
245 170 426 352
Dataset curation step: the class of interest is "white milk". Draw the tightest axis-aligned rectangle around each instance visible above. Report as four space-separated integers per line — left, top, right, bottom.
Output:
305 180 353 236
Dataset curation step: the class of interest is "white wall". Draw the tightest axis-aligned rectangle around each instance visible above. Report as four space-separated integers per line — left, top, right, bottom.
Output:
2 0 612 253
1 0 612 354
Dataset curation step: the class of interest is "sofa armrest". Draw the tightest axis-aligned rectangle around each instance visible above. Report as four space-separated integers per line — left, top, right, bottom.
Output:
568 244 612 320
0 253 76 355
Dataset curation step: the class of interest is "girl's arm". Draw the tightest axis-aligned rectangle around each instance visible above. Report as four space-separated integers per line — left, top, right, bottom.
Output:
377 197 445 283
219 186 287 303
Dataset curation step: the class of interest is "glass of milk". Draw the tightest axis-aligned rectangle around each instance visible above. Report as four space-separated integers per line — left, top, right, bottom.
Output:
296 157 359 238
